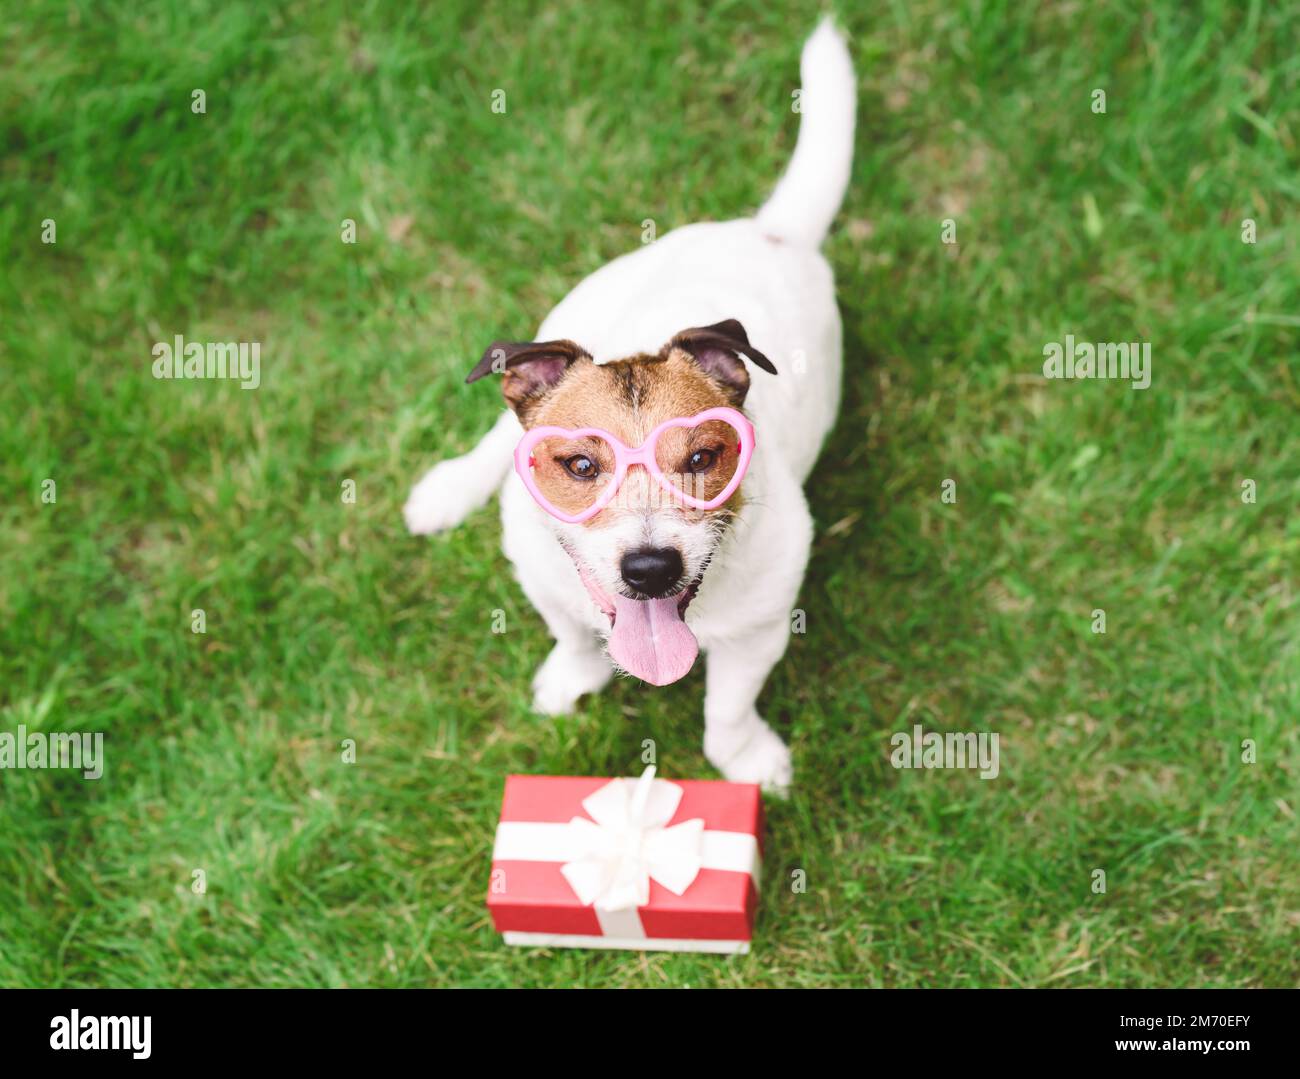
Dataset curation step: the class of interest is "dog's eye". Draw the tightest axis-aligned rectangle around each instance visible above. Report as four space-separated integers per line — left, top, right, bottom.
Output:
685 448 719 474
561 454 599 480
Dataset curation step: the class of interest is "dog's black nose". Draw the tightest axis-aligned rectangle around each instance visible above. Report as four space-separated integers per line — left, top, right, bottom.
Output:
620 547 683 598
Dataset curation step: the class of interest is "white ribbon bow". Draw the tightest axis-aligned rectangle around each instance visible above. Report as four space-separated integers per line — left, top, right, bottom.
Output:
559 766 706 911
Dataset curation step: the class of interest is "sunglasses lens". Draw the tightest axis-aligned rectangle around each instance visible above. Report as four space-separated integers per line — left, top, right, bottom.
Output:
528 434 618 517
654 417 744 506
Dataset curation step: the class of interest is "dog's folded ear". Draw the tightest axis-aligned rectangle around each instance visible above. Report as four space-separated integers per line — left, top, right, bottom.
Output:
668 319 777 405
465 339 590 414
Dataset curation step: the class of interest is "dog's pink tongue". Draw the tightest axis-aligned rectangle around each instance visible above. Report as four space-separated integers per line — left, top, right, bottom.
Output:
609 594 698 686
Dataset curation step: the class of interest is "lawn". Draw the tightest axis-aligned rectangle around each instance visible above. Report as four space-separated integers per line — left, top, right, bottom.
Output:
1 0 1297 988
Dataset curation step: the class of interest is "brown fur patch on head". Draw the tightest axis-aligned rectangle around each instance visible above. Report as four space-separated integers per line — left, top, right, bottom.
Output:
529 350 727 438
524 350 746 527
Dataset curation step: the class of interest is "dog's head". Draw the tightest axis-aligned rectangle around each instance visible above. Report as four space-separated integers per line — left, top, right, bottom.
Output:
466 319 776 684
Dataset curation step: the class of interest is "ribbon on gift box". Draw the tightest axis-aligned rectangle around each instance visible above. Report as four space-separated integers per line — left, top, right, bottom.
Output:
491 766 761 940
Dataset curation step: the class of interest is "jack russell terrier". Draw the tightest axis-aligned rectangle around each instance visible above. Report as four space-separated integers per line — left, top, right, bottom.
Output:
404 19 856 793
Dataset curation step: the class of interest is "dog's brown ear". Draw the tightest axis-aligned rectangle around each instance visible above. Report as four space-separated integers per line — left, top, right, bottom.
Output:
668 319 777 404
465 339 589 414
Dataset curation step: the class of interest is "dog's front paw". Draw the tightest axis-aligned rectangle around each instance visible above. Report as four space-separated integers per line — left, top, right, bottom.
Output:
530 643 612 716
707 719 793 796
402 456 486 535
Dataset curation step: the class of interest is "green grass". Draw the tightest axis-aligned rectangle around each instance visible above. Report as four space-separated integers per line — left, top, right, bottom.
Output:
2 0 1298 988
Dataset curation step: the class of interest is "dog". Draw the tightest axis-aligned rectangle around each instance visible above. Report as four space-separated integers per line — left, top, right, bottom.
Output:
404 19 855 793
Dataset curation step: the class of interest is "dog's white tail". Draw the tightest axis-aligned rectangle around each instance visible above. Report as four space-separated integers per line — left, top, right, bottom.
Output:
755 18 856 248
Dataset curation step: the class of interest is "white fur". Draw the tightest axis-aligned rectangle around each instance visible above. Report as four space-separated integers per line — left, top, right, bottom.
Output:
404 19 856 793
756 18 858 249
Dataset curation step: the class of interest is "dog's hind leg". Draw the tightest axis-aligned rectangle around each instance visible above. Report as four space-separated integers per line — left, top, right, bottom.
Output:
403 409 519 535
702 620 794 795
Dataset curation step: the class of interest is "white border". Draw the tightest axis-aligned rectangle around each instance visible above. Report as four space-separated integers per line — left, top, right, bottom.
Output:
502 931 749 955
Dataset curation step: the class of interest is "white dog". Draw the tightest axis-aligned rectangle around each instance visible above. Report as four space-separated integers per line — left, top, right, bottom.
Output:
404 19 855 792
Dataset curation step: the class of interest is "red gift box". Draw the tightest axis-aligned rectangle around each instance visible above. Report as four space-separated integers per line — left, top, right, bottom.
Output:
487 767 763 953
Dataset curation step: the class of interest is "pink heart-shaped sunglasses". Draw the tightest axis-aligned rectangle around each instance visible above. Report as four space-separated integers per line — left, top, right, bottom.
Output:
514 406 756 524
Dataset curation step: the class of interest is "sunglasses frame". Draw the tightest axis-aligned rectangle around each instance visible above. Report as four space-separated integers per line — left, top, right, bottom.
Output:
514 406 756 524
